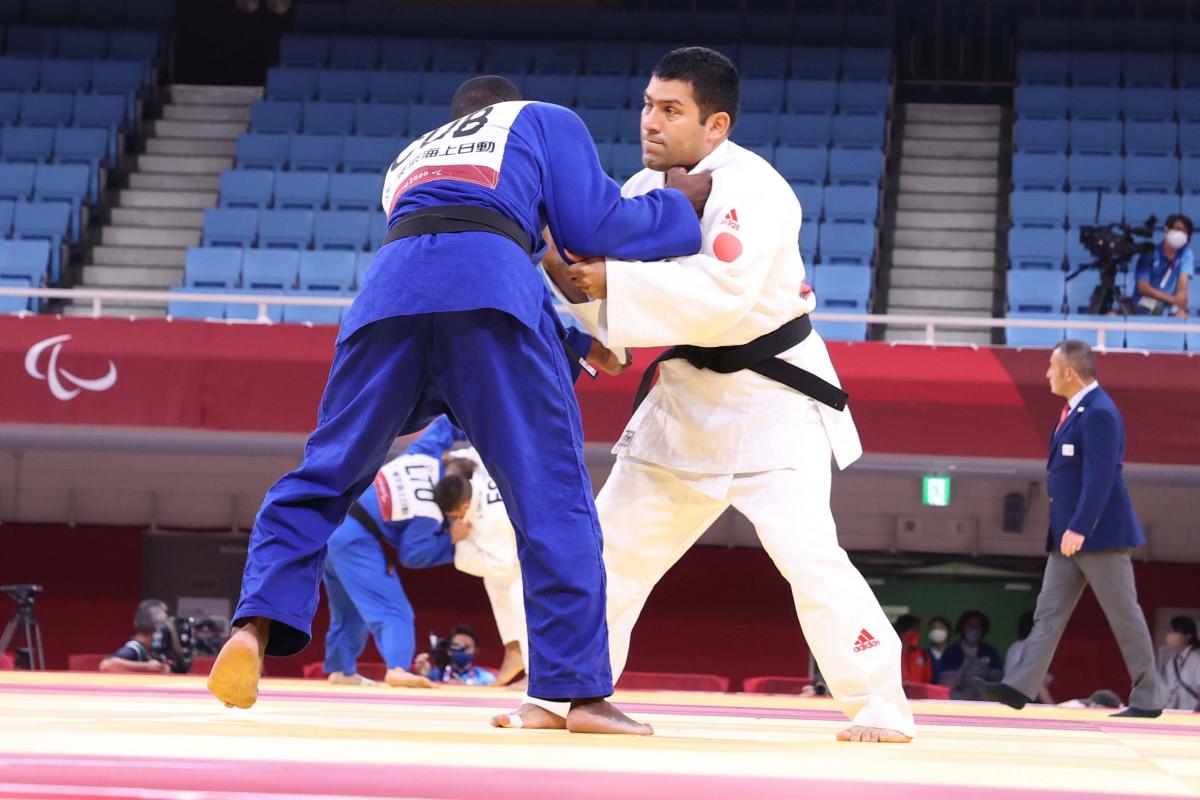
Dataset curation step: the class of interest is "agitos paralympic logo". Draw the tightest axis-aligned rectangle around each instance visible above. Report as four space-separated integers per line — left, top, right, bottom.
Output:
23 334 118 401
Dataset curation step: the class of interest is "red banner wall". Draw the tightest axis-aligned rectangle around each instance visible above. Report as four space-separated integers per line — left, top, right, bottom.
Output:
2 316 1198 464
4 522 1195 700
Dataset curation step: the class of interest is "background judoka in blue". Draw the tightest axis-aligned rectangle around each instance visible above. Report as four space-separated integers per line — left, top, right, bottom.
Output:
322 417 463 679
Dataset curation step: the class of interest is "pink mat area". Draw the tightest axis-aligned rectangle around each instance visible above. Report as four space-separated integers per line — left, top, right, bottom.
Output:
0 754 1180 800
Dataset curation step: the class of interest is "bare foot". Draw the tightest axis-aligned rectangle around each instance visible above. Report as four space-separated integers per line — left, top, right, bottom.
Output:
207 618 269 709
836 726 912 743
494 642 525 687
384 667 435 688
566 699 653 736
327 671 377 687
490 702 567 730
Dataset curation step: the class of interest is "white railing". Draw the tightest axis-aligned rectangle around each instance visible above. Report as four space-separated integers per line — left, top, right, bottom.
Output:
0 286 350 325
2 286 1199 350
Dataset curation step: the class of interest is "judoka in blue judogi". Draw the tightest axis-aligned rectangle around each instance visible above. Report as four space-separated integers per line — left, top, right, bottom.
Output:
209 76 706 727
323 326 596 688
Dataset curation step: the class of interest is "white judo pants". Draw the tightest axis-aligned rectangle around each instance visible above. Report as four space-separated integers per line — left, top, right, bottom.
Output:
599 445 915 736
483 573 527 668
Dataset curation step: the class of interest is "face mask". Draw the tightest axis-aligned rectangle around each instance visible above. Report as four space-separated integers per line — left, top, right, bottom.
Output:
928 629 947 645
1166 230 1189 250
448 645 474 669
964 628 982 644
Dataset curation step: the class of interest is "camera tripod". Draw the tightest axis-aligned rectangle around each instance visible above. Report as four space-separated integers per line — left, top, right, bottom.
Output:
1066 261 1135 316
0 585 46 670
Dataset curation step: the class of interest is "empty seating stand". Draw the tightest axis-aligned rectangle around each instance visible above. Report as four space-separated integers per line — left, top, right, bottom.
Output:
175 29 896 328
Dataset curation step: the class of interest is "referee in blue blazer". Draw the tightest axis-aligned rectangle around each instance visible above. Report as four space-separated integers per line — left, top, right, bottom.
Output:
976 340 1163 717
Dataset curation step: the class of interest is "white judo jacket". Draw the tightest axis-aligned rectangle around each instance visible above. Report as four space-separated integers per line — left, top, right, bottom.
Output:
574 139 862 474
448 448 520 584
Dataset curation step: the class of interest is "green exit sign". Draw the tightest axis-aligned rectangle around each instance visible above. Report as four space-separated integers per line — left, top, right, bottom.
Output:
922 476 951 507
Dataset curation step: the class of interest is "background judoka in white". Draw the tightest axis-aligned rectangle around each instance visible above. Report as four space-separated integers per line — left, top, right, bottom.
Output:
449 447 528 670
564 139 915 738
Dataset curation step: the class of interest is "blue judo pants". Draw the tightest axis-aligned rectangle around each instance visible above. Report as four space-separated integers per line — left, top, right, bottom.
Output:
234 308 613 700
322 522 416 676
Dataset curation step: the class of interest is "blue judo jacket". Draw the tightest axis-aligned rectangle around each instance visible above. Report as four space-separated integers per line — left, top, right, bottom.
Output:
341 100 702 344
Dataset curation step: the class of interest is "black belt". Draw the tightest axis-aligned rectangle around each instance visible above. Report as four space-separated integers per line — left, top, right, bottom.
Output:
632 315 849 414
348 502 401 577
381 205 533 257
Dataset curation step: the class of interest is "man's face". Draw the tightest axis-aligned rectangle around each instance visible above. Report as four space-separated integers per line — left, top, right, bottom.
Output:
450 633 476 658
445 499 471 522
640 77 722 172
1045 349 1073 398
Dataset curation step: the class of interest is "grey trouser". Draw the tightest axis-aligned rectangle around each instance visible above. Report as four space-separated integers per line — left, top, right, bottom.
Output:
1005 549 1162 710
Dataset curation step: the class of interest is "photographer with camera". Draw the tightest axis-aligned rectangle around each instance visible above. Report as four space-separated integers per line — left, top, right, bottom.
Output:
99 599 171 674
1132 215 1193 317
413 625 496 686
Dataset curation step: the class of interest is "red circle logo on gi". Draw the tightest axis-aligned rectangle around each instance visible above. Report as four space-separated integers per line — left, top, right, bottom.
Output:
23 334 118 401
713 232 742 263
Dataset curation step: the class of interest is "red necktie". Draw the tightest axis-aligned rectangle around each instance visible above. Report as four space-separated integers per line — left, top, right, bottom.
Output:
1054 403 1070 434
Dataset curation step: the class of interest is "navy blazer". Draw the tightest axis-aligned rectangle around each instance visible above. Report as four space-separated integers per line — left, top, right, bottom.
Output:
1046 385 1144 553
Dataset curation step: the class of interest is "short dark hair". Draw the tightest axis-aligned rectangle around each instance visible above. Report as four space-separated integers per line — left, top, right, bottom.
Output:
1165 214 1194 237
442 457 477 480
134 599 168 635
956 609 991 637
1170 615 1200 648
434 473 471 515
928 616 951 629
451 75 522 120
894 614 921 635
450 624 479 647
1056 339 1097 381
652 46 741 129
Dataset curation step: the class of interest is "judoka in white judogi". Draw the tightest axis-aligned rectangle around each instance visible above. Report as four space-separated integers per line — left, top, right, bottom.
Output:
562 136 915 738
449 447 528 671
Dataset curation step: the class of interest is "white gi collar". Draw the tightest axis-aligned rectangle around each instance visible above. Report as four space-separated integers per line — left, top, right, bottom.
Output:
1067 380 1099 410
687 139 734 175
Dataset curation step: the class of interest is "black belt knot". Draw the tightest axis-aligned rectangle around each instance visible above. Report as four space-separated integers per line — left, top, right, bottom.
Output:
632 315 849 414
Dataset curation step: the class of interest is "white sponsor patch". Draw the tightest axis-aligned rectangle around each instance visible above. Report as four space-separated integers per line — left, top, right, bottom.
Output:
1062 443 1075 457
380 101 529 214
373 453 442 522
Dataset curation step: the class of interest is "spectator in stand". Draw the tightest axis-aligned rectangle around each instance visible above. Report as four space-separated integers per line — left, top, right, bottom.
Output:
936 610 1003 700
1005 610 1054 704
99 599 171 674
413 625 497 686
894 614 932 684
927 616 952 682
1132 215 1192 317
1160 616 1200 711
